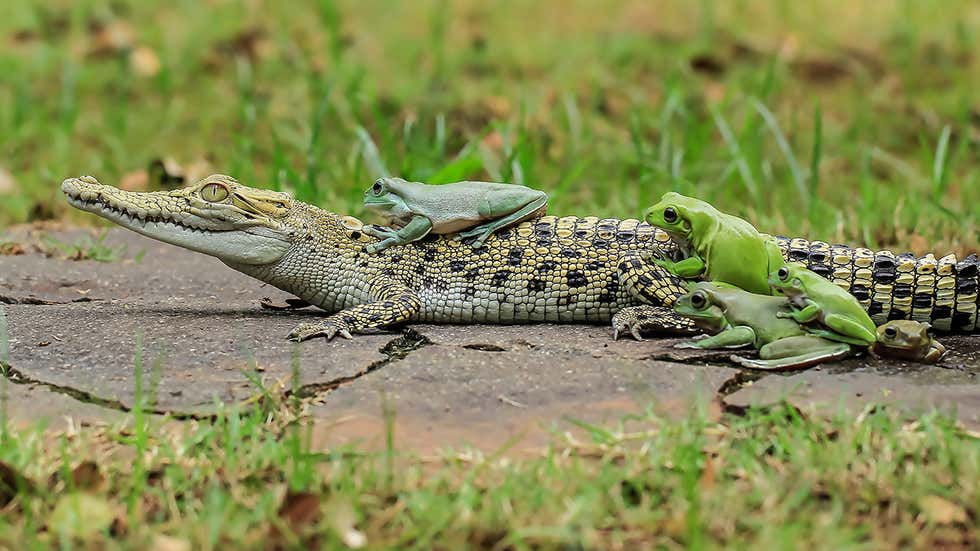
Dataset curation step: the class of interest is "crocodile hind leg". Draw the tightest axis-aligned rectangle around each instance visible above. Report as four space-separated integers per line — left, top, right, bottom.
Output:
287 279 421 342
612 250 697 339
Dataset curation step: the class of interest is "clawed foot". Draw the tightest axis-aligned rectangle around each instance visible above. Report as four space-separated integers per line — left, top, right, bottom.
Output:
287 319 355 342
612 312 645 341
611 306 699 340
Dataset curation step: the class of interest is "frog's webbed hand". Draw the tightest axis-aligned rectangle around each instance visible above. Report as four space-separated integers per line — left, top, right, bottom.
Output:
649 251 706 280
363 216 433 253
779 298 821 323
455 192 548 248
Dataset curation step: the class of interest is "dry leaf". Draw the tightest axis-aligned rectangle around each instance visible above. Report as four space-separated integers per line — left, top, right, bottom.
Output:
483 96 512 118
0 166 15 194
49 493 115 540
88 20 134 56
130 46 161 77
326 498 366 549
71 461 105 492
0 461 34 507
690 54 726 76
918 495 967 525
699 456 717 491
0 242 25 256
278 491 321 530
703 82 726 104
120 170 149 191
150 534 191 551
481 131 504 152
908 234 929 256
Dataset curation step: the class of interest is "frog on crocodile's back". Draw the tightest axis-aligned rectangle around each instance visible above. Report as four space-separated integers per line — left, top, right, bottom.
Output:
361 177 548 253
642 192 785 295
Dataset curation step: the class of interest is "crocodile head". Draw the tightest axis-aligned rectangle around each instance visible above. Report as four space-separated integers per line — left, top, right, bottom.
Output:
62 174 298 265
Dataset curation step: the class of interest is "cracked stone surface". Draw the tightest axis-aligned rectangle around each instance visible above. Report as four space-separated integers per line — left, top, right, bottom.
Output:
2 227 979 449
726 361 980 430
1 382 123 430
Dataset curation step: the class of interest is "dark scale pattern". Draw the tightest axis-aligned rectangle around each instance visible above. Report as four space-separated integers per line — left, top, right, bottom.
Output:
774 236 976 331
63 174 978 338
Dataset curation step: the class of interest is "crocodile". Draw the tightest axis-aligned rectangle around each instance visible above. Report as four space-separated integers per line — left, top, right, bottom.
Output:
61 174 979 340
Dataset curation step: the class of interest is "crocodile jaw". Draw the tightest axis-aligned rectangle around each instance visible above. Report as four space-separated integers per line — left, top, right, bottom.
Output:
62 177 293 265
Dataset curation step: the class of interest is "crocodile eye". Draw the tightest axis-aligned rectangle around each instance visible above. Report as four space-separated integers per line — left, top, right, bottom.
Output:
883 326 897 340
201 183 229 202
690 291 708 309
663 207 678 224
777 267 790 281
372 180 384 196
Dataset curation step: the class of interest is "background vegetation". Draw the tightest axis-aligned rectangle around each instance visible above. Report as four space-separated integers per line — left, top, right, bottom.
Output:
1 1 978 548
2 0 978 252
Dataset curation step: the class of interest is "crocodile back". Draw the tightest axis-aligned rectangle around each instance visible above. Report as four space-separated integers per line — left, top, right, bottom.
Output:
776 237 978 332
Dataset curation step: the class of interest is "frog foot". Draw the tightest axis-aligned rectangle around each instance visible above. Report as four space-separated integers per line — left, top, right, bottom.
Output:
452 227 492 248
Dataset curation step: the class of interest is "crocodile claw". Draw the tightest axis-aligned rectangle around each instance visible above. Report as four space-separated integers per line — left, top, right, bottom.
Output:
287 320 355 342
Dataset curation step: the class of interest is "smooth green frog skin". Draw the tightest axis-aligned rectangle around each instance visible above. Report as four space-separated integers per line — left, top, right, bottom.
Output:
871 320 947 363
673 282 852 370
642 192 784 295
362 177 548 253
769 264 877 347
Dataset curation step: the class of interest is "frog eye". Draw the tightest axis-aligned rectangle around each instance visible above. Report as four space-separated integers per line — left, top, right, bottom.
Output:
690 290 708 309
201 183 229 202
777 267 790 281
663 207 678 224
372 179 384 196
883 326 897 340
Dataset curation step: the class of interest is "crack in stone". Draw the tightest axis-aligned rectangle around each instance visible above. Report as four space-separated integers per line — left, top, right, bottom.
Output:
289 328 431 400
0 361 214 420
0 328 429 421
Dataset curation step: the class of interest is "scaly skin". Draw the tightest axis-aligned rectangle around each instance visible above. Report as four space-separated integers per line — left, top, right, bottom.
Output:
61 175 980 341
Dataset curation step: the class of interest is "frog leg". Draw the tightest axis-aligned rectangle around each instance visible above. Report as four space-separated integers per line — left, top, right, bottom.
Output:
923 341 947 363
362 216 433 253
778 299 821 323
674 325 755 349
803 326 875 347
820 314 877 346
732 336 852 371
651 254 706 279
456 192 548 248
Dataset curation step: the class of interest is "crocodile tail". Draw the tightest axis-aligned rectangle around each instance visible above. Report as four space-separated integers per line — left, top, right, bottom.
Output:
774 237 978 332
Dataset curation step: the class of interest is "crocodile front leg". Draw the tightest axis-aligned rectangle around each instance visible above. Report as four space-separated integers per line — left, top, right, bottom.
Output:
613 250 697 339
287 278 421 342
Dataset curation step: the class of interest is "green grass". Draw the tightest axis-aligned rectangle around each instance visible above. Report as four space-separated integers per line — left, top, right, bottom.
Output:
1 389 977 549
1 0 977 253
2 2 979 547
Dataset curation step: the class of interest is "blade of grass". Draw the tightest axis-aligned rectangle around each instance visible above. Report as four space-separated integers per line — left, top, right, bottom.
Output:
355 125 389 179
752 98 807 209
711 106 759 201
